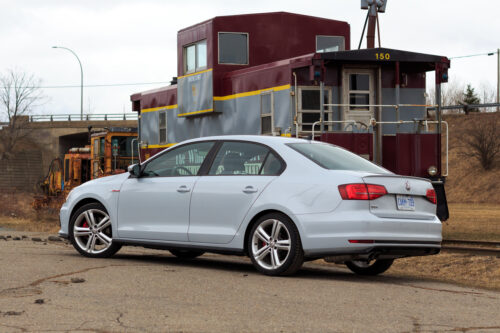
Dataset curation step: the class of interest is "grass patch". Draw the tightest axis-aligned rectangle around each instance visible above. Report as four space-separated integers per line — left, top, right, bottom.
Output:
444 203 500 241
389 252 500 291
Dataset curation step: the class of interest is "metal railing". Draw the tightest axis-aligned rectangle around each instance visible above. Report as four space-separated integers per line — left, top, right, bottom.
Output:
310 119 449 177
29 113 138 122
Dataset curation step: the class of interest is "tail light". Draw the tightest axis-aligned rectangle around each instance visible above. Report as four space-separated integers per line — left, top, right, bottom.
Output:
426 188 437 204
338 184 387 200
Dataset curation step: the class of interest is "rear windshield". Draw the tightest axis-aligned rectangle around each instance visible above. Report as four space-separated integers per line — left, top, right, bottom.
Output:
287 142 390 174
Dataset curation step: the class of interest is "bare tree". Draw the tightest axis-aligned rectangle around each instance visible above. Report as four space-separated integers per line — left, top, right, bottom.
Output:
427 79 465 114
0 69 44 159
461 115 500 170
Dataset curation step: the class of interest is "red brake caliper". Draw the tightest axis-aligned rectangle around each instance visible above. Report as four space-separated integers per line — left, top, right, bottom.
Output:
82 221 89 228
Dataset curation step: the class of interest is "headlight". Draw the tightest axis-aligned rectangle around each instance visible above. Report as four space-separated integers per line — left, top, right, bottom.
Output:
428 166 438 176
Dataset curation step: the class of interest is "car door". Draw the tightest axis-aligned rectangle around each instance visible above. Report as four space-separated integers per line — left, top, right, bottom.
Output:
117 141 215 241
189 141 284 244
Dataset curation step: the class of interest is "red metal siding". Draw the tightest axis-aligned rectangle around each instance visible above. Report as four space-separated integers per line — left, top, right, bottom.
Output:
320 133 373 161
139 86 178 110
383 133 441 177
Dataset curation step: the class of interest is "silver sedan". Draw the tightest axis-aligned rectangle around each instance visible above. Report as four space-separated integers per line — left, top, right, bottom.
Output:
59 135 441 276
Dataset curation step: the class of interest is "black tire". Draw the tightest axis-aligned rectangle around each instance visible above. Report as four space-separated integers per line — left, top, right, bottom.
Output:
169 249 205 259
69 202 121 258
247 213 304 276
345 259 394 276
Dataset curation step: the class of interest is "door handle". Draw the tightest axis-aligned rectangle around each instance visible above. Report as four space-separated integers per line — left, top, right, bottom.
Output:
177 185 191 193
242 186 258 194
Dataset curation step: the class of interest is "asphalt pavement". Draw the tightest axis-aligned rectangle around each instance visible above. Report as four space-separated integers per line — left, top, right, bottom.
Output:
1 230 499 333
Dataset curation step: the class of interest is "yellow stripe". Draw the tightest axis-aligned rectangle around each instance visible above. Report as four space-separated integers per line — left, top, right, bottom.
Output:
143 143 177 149
213 84 291 101
141 104 178 113
177 68 213 79
177 108 214 117
140 83 290 113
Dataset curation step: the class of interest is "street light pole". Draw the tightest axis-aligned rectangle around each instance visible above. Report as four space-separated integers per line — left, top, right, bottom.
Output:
497 49 499 112
52 46 83 120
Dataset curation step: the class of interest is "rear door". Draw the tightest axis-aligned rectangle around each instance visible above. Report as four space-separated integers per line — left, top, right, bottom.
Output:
363 175 436 220
188 141 284 244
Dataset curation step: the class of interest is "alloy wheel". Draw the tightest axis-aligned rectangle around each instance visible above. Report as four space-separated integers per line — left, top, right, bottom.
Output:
73 208 113 254
251 219 291 270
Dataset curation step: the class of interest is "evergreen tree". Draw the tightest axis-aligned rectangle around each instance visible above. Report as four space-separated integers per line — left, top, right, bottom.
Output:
462 84 481 113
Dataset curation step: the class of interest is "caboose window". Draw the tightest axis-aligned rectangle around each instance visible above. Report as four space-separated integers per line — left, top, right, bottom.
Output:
159 111 167 144
316 36 345 53
298 88 332 133
218 32 248 65
183 40 207 74
260 92 273 135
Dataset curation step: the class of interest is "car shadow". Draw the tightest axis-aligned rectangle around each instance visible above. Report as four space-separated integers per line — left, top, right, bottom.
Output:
86 251 432 287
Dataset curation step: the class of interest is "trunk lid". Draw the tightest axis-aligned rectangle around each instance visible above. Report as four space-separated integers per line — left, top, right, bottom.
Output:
363 174 436 220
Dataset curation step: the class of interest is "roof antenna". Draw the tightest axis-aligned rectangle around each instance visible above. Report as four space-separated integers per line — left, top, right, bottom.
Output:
359 0 387 49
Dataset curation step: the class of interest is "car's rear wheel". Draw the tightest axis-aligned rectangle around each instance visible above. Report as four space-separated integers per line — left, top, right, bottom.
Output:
248 213 304 276
169 249 205 259
69 202 121 258
345 259 394 276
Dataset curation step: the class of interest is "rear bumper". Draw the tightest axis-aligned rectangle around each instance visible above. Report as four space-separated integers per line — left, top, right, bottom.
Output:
295 210 442 258
323 246 440 262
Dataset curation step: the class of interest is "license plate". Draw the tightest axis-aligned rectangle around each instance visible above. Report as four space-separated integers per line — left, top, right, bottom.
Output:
396 195 415 211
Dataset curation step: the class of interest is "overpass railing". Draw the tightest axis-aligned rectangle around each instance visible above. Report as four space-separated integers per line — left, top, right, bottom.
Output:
29 113 138 122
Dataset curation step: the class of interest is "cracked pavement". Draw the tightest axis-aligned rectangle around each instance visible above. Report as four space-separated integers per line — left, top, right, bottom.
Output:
0 231 499 332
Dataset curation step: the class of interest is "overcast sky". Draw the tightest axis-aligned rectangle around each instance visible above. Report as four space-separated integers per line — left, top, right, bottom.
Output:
1 0 499 116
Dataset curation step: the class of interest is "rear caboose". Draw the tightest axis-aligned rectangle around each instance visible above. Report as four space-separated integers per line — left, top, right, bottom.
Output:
131 11 450 220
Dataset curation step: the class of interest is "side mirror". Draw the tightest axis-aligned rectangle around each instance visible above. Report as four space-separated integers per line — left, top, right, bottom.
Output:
128 164 141 177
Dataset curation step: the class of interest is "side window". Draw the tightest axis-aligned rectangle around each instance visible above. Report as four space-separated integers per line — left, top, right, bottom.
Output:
260 153 283 175
142 141 214 177
218 32 248 65
316 36 345 53
260 92 273 135
208 142 269 175
159 111 167 144
183 40 207 74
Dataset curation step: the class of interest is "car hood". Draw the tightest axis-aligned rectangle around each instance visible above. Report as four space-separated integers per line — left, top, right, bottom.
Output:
79 172 130 188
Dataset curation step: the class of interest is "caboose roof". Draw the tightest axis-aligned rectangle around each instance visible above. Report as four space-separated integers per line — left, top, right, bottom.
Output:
320 47 449 71
178 11 348 33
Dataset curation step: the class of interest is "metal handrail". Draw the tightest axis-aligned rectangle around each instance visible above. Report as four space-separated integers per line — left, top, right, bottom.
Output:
311 120 360 138
311 119 449 177
29 113 138 122
323 103 438 108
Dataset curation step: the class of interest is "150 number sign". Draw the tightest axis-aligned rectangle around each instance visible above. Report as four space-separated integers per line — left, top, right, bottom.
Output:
375 53 391 60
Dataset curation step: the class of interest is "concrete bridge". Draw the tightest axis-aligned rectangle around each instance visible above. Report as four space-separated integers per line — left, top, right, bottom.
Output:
0 114 137 191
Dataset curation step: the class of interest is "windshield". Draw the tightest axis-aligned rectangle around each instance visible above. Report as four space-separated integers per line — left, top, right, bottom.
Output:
287 142 390 174
111 136 138 157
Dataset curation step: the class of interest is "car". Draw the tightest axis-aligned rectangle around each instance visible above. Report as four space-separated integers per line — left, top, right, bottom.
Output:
59 135 442 276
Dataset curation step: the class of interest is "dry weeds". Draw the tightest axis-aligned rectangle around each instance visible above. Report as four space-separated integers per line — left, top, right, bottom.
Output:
443 203 500 241
444 113 500 204
389 253 500 291
0 191 59 233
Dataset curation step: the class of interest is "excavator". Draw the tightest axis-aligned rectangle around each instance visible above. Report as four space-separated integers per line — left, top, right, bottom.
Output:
33 127 138 209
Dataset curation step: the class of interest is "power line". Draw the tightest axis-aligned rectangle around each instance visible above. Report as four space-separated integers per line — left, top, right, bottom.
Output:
450 51 498 59
0 81 171 89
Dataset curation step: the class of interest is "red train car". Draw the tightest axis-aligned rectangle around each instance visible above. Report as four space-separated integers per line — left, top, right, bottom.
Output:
131 11 450 220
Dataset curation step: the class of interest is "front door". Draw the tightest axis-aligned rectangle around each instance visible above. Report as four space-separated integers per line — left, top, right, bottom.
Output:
189 141 284 244
342 69 375 127
117 141 215 241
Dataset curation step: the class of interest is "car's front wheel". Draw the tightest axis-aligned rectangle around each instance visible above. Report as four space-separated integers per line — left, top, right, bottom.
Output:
345 259 394 276
248 213 304 276
69 202 121 258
